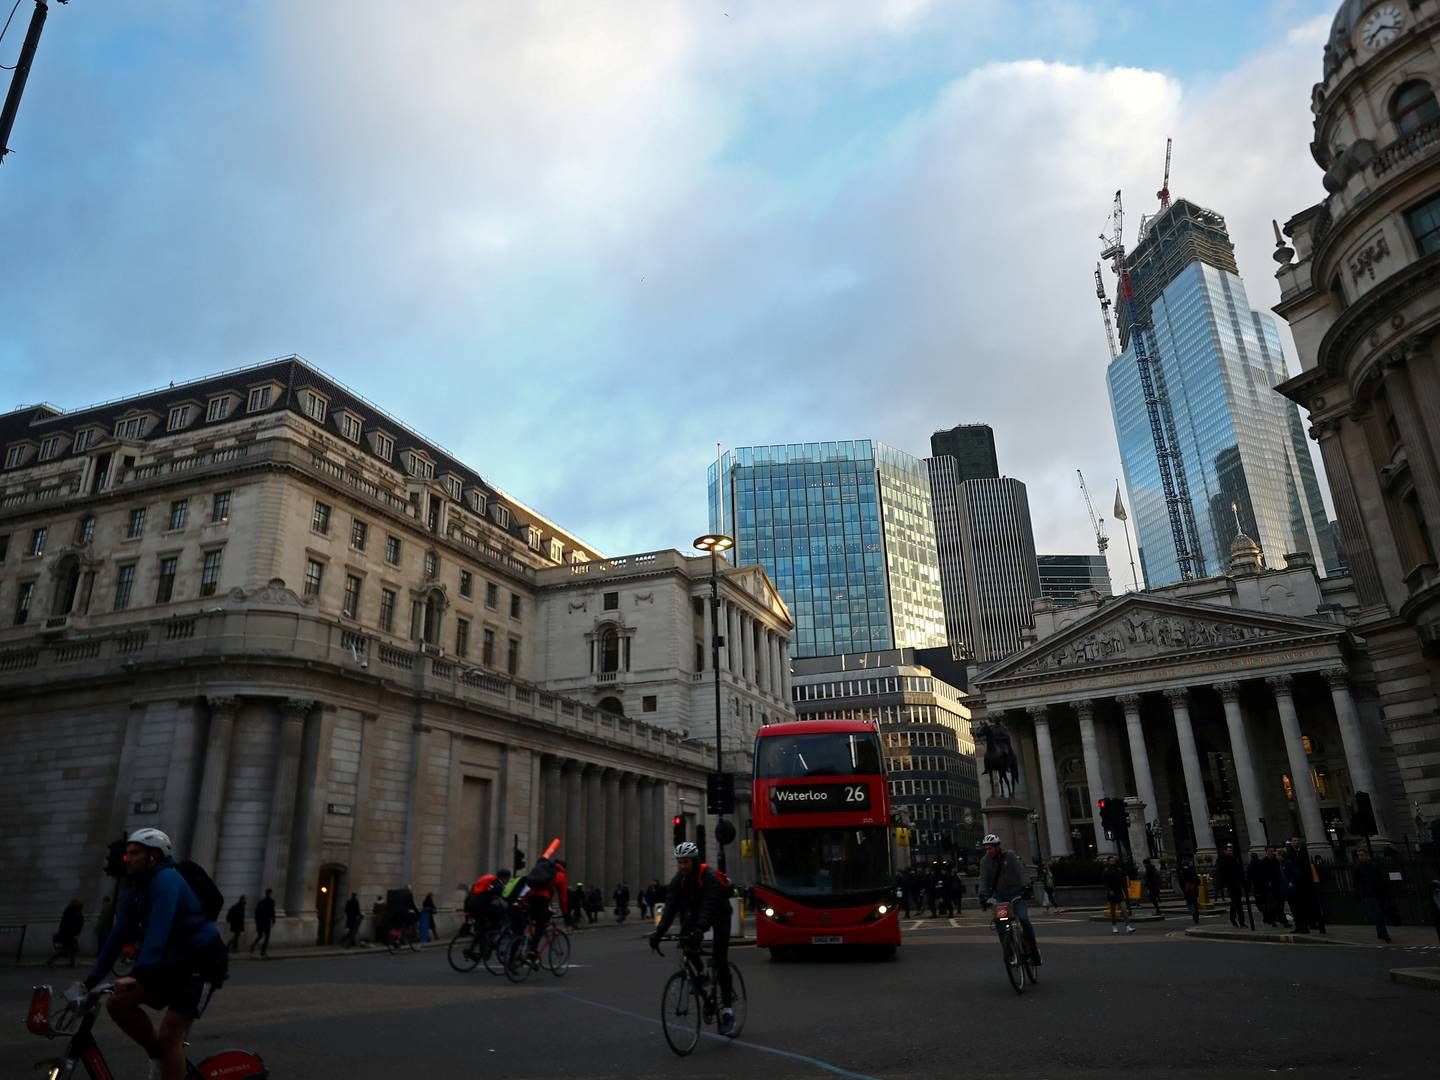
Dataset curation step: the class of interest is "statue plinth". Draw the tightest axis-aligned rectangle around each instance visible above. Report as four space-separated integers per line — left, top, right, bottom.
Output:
981 797 1037 864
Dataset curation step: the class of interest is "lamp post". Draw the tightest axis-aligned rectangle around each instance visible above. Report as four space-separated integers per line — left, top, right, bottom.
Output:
1028 810 1042 871
694 532 734 875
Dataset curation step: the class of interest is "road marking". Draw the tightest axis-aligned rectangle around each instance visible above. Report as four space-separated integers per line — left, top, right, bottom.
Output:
561 992 881 1080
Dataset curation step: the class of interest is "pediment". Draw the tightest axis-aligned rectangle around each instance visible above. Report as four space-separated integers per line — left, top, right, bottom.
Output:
736 564 794 629
978 594 1343 684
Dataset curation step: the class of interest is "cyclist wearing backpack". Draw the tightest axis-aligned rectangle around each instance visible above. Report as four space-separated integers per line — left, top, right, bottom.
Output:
649 842 736 1035
524 856 569 962
465 868 512 935
81 828 227 1080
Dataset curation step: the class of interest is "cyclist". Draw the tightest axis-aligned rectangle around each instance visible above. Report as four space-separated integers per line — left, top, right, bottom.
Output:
648 841 736 1036
81 828 227 1080
465 868 512 940
977 833 1041 964
525 858 569 963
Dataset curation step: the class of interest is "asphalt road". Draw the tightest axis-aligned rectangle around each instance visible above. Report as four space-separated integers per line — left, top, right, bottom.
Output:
4 911 1437 1079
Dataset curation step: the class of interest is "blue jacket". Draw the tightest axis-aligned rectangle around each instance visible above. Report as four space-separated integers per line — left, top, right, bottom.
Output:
88 858 222 986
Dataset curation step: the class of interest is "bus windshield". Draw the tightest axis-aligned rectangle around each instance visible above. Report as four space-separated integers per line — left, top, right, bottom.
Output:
757 826 892 900
755 732 883 779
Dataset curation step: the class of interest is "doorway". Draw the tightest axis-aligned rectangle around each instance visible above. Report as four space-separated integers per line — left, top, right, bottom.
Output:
316 864 346 946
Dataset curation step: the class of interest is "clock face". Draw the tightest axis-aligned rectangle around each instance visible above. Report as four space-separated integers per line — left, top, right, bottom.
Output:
1361 4 1404 49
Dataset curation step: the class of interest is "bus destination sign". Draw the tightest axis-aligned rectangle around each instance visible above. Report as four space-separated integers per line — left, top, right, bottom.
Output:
769 782 871 814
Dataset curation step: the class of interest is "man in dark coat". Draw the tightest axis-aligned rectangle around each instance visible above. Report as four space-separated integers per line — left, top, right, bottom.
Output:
342 893 362 947
1215 844 1247 928
225 895 246 953
1281 838 1319 934
1142 858 1163 916
1353 847 1392 943
250 888 276 957
1249 848 1287 927
52 898 85 966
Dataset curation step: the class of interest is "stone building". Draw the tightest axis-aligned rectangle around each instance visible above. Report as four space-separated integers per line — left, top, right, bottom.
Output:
970 542 1400 864
0 357 713 949
1273 0 1440 828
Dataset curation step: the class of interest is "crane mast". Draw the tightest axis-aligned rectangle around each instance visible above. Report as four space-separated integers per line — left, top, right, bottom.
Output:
1156 137 1173 210
1076 469 1109 554
1094 263 1118 360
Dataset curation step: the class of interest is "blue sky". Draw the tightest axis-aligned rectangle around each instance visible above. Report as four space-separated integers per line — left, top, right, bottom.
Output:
1 1 1338 589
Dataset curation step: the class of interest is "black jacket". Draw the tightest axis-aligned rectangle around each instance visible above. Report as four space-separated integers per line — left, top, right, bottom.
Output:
1101 865 1128 898
654 867 729 937
255 897 276 930
1353 860 1389 901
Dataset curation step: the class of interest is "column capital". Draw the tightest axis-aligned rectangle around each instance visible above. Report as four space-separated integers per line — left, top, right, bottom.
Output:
1308 416 1342 441
1161 687 1189 706
1321 666 1351 690
280 698 315 718
1115 693 1142 711
207 695 239 717
1073 700 1095 720
1264 673 1294 695
1213 680 1242 703
1024 704 1049 721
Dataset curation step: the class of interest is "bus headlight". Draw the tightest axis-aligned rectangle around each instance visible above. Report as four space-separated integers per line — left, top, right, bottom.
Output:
877 904 889 915
763 907 776 919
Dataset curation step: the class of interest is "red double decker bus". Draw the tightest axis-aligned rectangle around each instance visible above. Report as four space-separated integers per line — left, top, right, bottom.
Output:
751 719 899 957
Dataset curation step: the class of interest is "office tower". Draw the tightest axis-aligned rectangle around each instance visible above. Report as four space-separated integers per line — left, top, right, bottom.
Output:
1107 199 1332 587
708 440 945 660
929 423 999 483
1036 554 1113 607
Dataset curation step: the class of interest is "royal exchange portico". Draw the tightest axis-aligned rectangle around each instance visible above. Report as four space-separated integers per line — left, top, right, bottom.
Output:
971 558 1403 866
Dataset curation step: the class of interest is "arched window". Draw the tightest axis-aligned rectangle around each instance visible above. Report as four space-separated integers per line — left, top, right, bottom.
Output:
598 696 624 716
1391 80 1440 135
599 628 621 673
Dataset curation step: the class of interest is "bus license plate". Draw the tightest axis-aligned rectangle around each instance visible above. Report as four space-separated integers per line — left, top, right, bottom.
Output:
811 935 843 945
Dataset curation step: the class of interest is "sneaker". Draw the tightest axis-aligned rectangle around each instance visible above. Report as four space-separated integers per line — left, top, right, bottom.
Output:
1125 924 1136 934
718 1008 735 1036
1112 926 1119 934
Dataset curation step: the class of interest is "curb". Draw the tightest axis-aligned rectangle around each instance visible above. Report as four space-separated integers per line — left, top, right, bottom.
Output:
1389 967 1440 991
1183 927 1358 946
1086 914 1168 924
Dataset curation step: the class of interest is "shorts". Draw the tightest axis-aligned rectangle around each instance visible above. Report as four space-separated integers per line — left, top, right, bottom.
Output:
139 967 219 1019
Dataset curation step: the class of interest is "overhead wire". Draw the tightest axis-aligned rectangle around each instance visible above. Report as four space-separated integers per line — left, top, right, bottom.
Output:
1 0 25 70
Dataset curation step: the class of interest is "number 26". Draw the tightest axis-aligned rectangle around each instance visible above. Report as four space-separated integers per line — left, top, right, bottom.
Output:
844 785 865 802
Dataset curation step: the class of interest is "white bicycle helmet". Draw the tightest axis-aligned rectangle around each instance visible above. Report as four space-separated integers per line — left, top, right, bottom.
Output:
674 841 699 859
126 827 173 859
982 833 1002 846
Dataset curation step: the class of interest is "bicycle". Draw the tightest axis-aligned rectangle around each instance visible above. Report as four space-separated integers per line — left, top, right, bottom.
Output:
385 920 420 954
447 916 512 976
654 938 748 1057
504 918 571 983
989 900 1040 994
26 982 268 1079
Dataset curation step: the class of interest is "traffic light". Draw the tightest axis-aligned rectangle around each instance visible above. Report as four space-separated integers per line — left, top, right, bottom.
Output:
672 815 685 845
1098 797 1126 839
103 840 126 877
706 772 735 815
513 846 526 872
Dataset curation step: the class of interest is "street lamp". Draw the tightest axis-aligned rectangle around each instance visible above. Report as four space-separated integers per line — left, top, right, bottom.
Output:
694 532 734 874
1027 810 1042 871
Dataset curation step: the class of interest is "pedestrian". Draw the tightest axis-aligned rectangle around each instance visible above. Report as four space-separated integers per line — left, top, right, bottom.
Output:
1352 847 1392 943
1142 858 1163 916
1281 838 1317 934
1177 860 1200 924
949 873 966 916
586 885 603 924
1103 855 1136 934
1040 861 1063 915
1215 843 1247 928
50 898 84 967
1251 846 1288 927
371 894 387 945
342 892 362 947
226 894 247 953
251 888 275 957
613 881 631 923
567 882 584 928
420 892 437 942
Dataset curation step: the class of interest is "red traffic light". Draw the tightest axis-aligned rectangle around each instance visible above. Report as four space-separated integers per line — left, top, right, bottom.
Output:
1097 799 1105 809
672 815 683 826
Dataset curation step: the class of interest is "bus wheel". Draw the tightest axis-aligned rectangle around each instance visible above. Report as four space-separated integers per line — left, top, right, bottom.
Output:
768 946 790 963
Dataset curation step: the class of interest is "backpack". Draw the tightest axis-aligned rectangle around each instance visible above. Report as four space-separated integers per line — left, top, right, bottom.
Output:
176 860 225 923
501 875 525 900
524 856 557 890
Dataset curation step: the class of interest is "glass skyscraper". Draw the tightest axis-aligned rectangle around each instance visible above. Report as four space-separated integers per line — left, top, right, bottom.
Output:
1037 554 1113 606
708 440 946 660
1107 199 1333 587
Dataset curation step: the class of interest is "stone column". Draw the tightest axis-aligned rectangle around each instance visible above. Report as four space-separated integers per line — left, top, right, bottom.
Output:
1213 681 1267 851
289 704 336 923
564 761 584 867
1382 353 1440 534
755 623 766 692
261 698 311 913
191 696 238 869
1026 705 1069 858
1267 675 1326 844
780 639 792 702
1164 688 1216 857
652 781 670 879
621 774 641 890
1312 419 1385 606
583 766 605 888
728 603 742 674
540 756 565 848
637 778 656 885
604 769 623 891
1398 338 1440 494
1075 701 1108 847
1116 694 1159 829
771 634 783 697
1324 667 1388 837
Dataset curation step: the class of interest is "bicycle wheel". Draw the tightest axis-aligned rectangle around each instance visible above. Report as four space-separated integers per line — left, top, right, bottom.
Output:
1002 933 1025 994
660 971 701 1056
447 923 480 973
723 962 748 1038
483 929 511 977
504 934 534 984
1022 932 1040 986
406 930 419 952
546 930 571 976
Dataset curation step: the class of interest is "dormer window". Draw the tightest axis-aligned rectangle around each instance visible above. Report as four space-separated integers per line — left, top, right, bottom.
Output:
405 451 434 480
302 389 328 423
38 435 62 462
114 416 146 440
491 503 510 529
371 431 394 461
340 412 363 443
246 386 272 413
73 428 94 453
547 538 564 562
469 490 486 515
569 550 589 565
445 475 463 501
206 396 232 422
167 405 193 431
4 444 28 469
526 526 541 550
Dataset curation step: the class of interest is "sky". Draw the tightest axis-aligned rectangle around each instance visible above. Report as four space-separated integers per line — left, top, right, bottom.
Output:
0 0 1341 593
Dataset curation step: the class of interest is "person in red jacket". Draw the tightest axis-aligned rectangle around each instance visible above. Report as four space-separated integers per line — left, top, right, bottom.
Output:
525 860 568 961
465 868 511 936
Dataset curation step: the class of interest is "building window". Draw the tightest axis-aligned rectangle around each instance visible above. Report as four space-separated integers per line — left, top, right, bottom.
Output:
342 574 362 618
14 581 34 625
603 591 619 611
445 476 462 501
459 570 473 598
113 564 136 611
507 637 520 675
247 386 272 413
1392 80 1440 136
600 629 621 673
155 556 178 603
469 490 486 514
167 499 189 532
114 416 145 439
642 695 657 713
482 628 495 666
350 518 368 551
211 490 231 523
166 405 191 431
303 390 328 423
385 535 401 565
126 509 146 539
456 617 470 658
312 501 331 535
3 445 24 469
493 505 510 529
39 435 61 461
206 397 230 422
73 516 93 545
405 453 434 480
547 538 563 562
303 559 324 597
73 428 94 453
526 526 541 550
379 587 397 632
30 526 47 557
695 640 705 671
340 413 363 442
424 551 438 579
510 593 521 619
200 549 222 596
374 432 394 460
485 582 498 609
1405 191 1440 257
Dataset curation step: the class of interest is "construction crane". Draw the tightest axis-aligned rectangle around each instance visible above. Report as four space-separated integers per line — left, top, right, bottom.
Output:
1156 137 1173 210
1076 469 1109 555
1094 263 1118 360
1100 189 1202 579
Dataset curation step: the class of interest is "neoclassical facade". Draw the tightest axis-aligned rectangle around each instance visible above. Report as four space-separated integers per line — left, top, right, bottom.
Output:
971 547 1401 863
1274 0 1440 828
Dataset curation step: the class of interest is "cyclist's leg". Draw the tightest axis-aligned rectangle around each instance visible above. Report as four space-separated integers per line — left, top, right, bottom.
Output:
528 900 549 954
155 1006 196 1080
712 928 733 1006
106 981 161 1059
1011 897 1037 953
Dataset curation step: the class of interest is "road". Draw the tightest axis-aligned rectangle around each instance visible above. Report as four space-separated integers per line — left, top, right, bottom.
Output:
4 911 1437 1079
